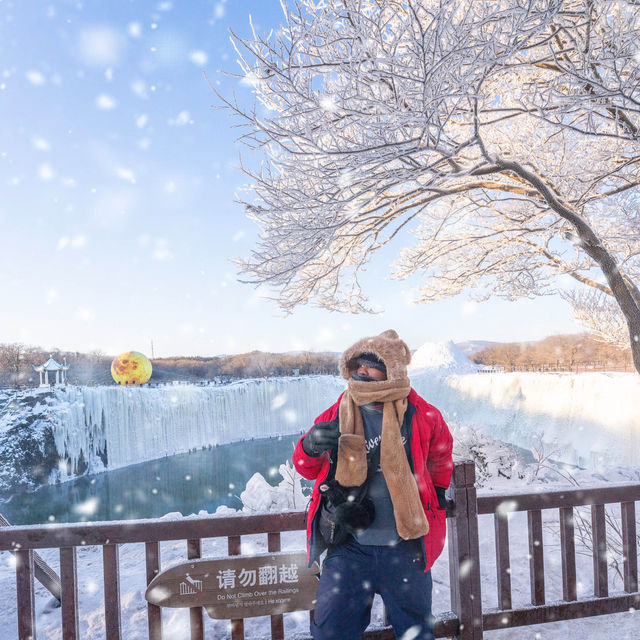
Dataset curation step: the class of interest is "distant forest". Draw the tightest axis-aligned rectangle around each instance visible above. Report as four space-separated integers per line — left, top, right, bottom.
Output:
0 332 633 387
471 333 633 370
0 343 339 387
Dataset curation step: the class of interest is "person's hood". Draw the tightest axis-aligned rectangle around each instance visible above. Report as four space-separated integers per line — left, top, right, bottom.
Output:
339 329 411 383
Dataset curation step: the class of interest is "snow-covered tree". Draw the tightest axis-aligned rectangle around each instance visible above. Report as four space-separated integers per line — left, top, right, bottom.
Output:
221 0 640 373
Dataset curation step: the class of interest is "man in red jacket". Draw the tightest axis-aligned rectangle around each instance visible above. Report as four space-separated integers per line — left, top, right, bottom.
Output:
293 329 453 640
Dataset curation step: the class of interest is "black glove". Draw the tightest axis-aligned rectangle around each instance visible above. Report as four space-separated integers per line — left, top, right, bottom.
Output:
301 421 339 457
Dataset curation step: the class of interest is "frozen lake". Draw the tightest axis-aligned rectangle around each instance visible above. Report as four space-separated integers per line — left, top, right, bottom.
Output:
0 433 305 525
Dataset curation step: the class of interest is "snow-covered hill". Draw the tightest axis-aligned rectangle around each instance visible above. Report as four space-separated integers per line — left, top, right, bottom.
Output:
409 340 479 375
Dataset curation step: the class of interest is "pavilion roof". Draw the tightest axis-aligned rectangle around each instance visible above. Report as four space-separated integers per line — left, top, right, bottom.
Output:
32 356 69 372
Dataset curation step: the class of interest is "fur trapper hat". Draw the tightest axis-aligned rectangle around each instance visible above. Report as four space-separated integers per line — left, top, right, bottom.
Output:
340 329 411 382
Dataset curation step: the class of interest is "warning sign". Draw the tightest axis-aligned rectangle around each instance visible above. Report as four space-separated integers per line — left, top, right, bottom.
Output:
145 551 318 619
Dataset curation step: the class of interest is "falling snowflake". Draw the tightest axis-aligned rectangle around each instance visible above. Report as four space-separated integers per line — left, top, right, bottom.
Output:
96 94 117 110
31 136 51 151
128 22 142 38
189 50 208 66
78 26 125 66
38 163 55 181
168 110 191 126
25 70 45 85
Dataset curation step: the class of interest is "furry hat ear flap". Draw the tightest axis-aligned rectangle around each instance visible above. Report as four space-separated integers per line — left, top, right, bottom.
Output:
339 329 411 382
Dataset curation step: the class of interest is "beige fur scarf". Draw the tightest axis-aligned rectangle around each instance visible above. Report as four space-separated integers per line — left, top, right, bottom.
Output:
335 330 429 540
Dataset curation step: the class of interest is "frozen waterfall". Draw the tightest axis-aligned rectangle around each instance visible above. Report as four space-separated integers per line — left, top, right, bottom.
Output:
49 368 639 476
52 376 346 473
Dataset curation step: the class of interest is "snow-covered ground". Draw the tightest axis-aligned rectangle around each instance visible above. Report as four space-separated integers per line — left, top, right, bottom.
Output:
1 446 638 639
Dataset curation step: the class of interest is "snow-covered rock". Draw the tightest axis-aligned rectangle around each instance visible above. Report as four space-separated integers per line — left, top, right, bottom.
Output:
240 462 308 512
0 388 62 494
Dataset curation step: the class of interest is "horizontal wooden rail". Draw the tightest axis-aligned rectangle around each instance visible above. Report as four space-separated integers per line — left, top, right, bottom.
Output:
483 593 640 630
0 511 307 551
477 482 640 514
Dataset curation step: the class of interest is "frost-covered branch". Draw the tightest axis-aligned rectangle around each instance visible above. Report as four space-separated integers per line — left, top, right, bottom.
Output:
220 0 640 371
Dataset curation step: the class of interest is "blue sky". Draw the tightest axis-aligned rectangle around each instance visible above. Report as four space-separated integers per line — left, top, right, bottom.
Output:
0 0 583 357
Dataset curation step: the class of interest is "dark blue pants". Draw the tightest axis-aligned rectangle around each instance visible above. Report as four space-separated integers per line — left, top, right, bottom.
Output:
311 538 434 640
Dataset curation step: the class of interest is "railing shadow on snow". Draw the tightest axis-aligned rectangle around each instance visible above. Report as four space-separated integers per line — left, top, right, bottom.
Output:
0 459 639 639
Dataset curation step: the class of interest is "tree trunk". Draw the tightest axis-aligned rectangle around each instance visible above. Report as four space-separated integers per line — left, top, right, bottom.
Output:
498 159 640 375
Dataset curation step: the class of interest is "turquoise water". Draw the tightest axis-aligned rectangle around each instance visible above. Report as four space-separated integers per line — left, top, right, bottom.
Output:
1 434 309 525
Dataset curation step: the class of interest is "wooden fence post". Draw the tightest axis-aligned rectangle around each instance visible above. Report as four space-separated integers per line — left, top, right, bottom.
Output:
448 460 483 640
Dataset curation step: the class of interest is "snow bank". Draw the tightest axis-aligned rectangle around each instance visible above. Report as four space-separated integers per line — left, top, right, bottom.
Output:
412 371 640 470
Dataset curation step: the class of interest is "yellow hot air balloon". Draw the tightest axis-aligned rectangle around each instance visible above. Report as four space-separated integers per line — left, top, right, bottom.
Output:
111 351 152 385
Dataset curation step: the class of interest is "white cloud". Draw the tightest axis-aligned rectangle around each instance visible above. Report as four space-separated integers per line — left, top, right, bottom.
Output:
189 50 208 66
168 110 191 126
78 26 125 67
105 68 114 81
62 177 77 188
38 163 55 181
135 114 148 128
96 94 117 110
115 166 136 183
26 70 45 86
128 22 142 38
163 180 176 193
232 230 245 242
214 2 226 18
32 136 51 151
157 1 173 10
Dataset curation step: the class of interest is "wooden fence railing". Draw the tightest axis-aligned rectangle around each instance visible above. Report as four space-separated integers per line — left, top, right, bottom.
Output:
0 459 638 639
480 362 634 373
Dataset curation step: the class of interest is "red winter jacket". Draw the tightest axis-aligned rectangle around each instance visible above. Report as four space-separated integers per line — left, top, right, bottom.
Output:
293 388 454 572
